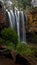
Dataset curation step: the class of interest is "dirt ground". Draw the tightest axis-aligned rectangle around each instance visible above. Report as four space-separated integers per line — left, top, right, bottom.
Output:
0 57 18 65
0 56 37 65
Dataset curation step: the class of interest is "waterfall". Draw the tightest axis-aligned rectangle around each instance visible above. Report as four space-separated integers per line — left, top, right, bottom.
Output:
6 9 26 43
15 10 20 41
6 9 13 28
9 10 15 29
20 11 26 43
0 0 26 43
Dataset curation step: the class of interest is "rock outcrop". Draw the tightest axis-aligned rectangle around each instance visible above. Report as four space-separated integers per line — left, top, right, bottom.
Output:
26 9 37 32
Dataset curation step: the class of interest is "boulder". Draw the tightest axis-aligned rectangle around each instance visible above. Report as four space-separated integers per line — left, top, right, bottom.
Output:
15 54 31 65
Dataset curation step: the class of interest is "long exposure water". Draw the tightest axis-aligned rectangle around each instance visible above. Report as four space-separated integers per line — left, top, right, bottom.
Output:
0 0 26 43
6 9 13 28
6 8 26 43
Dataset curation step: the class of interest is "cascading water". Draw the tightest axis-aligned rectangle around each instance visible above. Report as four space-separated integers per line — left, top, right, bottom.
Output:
15 10 20 41
9 10 15 29
6 8 26 43
6 9 13 28
0 0 26 43
20 11 26 43
1 0 26 43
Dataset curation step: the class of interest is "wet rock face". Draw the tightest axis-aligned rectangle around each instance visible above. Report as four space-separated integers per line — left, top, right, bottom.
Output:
15 54 31 65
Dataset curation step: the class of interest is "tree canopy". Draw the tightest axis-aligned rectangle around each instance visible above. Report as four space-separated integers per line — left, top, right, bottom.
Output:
11 0 32 9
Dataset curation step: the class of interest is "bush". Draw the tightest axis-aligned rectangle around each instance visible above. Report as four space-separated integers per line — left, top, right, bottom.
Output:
0 28 18 46
17 43 30 56
0 38 15 50
16 42 37 58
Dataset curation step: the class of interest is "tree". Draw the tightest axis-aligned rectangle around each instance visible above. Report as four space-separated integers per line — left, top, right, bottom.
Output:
17 0 32 9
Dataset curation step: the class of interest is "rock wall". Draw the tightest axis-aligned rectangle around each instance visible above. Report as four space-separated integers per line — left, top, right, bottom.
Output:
0 1 6 30
26 9 37 32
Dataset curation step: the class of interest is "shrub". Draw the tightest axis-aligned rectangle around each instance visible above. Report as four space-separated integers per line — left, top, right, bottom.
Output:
16 42 37 57
1 28 18 46
0 38 15 49
16 43 30 56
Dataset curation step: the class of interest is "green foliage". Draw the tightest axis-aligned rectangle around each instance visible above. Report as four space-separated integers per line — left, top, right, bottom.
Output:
1 28 18 45
11 0 32 10
16 42 37 58
5 41 15 50
17 0 32 9
0 38 15 49
0 37 37 59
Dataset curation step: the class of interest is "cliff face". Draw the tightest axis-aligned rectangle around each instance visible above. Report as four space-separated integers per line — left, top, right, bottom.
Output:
0 1 6 29
0 11 5 23
26 9 37 32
